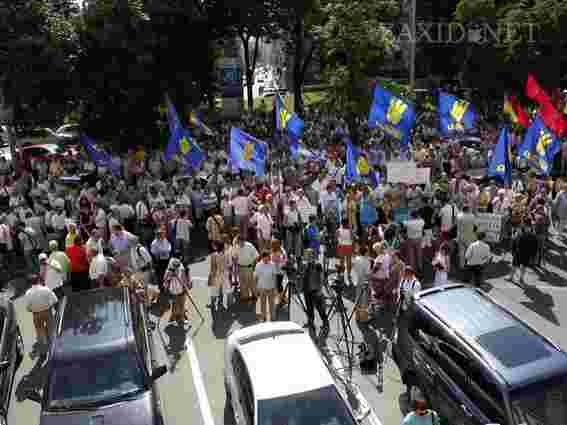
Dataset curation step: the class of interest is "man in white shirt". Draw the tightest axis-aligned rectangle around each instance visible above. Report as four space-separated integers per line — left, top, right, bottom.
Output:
464 232 491 287
24 275 58 345
319 181 338 215
439 201 458 241
457 206 477 269
283 199 303 258
403 211 425 274
237 237 259 302
89 245 109 288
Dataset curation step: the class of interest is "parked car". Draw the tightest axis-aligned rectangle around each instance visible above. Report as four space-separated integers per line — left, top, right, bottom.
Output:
0 296 25 425
225 321 366 425
45 124 80 143
27 287 168 425
0 143 75 163
393 284 567 425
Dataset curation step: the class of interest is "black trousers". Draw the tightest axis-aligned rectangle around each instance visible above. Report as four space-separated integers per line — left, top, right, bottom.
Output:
70 271 90 292
304 290 329 326
155 259 169 290
467 265 484 286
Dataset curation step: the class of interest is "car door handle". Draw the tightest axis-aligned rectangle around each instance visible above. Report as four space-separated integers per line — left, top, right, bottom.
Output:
461 404 473 417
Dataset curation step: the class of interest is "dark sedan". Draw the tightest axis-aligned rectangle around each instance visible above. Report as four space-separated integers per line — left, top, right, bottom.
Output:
0 295 24 425
27 287 167 425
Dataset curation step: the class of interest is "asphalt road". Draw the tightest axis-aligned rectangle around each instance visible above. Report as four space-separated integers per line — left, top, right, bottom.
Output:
7 232 567 425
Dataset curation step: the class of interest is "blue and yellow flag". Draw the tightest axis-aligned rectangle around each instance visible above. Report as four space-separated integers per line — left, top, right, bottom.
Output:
518 115 560 176
229 127 268 176
80 135 121 176
438 92 477 135
188 111 214 136
345 139 371 183
289 140 326 163
368 85 416 146
276 95 304 139
164 95 204 170
487 127 512 186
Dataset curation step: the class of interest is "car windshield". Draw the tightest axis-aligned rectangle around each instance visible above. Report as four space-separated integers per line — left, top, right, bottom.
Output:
257 385 357 425
510 374 567 425
47 350 146 409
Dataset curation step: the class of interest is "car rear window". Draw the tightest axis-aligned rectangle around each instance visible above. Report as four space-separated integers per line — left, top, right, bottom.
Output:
420 287 516 338
476 325 552 368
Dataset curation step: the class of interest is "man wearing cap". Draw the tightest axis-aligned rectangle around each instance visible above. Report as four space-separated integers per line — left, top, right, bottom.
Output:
236 236 259 302
24 274 58 346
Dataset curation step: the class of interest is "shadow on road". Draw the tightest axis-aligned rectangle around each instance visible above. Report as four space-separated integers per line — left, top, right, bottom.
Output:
211 301 258 339
520 284 559 326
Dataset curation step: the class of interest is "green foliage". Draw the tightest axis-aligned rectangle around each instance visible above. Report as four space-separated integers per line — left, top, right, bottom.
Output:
0 0 79 126
315 0 399 140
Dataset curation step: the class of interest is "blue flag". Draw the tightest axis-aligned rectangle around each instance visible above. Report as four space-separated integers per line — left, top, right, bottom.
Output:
229 127 268 176
345 139 371 183
519 115 560 176
276 95 304 139
289 141 326 163
164 95 204 170
487 127 512 186
80 136 121 176
438 92 477 135
368 85 416 146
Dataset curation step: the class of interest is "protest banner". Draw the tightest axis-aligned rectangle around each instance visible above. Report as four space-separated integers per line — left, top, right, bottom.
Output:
474 213 503 243
387 161 430 185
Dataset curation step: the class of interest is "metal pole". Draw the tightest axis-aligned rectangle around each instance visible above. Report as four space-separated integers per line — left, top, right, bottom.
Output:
409 0 416 89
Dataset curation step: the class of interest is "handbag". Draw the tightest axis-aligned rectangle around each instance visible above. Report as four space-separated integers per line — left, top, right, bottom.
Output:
448 205 458 239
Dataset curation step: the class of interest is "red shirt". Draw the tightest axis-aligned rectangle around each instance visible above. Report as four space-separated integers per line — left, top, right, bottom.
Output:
66 245 90 273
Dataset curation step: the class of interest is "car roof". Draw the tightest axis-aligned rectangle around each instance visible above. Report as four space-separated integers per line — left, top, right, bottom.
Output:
234 322 334 400
53 287 131 361
416 285 567 389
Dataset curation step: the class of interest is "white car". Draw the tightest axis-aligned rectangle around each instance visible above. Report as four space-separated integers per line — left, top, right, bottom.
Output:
224 321 360 425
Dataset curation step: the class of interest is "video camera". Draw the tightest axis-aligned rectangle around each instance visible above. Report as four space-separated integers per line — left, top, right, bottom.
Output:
330 263 346 293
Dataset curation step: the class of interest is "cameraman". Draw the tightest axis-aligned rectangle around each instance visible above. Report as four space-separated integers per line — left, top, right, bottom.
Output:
302 248 330 334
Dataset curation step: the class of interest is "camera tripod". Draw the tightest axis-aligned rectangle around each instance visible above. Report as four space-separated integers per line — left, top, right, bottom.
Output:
325 276 369 379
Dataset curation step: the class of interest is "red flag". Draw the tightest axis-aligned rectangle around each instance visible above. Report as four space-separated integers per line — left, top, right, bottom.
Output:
526 74 551 105
527 74 567 136
503 95 530 128
540 100 567 137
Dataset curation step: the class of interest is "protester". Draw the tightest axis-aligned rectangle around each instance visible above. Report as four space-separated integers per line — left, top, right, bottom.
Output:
254 251 277 321
464 232 492 286
24 274 58 346
66 235 90 292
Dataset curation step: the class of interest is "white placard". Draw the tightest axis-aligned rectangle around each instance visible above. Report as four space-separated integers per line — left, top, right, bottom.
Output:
474 213 504 243
387 162 430 185
387 161 416 184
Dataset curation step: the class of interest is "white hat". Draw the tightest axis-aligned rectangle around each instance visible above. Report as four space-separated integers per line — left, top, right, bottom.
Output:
38 253 48 262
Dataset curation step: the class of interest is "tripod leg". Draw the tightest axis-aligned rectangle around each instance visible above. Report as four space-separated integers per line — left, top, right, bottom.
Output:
186 292 205 322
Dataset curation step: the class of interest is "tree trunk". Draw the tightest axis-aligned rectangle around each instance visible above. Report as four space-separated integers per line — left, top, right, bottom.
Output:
293 18 304 116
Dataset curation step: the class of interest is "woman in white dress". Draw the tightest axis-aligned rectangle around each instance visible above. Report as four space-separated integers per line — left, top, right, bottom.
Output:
208 241 233 311
432 242 450 286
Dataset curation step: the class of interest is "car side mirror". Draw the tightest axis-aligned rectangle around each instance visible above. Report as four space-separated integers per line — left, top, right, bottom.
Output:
26 390 42 403
0 361 9 370
151 365 168 381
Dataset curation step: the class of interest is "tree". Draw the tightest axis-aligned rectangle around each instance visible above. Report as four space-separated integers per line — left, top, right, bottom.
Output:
277 0 322 117
455 0 567 92
219 0 282 111
0 0 80 127
315 0 399 144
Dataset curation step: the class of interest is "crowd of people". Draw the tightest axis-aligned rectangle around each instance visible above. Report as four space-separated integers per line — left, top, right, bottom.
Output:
2 107 567 422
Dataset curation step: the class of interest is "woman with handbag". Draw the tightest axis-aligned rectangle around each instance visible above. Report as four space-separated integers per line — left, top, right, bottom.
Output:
163 258 191 325
270 239 288 305
207 241 232 311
